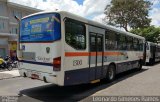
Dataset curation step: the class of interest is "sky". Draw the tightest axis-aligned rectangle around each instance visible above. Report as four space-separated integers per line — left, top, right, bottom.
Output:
9 0 160 27
149 0 160 27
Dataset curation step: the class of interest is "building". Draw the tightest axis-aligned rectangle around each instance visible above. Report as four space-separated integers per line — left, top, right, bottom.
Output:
0 0 42 58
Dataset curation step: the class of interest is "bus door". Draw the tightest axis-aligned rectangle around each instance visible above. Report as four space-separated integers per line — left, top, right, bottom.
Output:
89 33 104 80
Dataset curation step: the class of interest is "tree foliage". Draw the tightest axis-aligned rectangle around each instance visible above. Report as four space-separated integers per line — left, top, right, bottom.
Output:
104 0 152 31
130 26 160 43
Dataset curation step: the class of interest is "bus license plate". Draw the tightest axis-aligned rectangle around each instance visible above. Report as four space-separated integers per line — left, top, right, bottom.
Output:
31 74 39 79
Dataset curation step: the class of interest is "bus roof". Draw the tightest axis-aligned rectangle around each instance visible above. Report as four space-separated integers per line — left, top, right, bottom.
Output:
147 41 160 47
22 11 145 40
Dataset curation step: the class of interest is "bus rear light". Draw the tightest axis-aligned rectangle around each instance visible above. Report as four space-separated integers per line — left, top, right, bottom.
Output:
53 57 61 71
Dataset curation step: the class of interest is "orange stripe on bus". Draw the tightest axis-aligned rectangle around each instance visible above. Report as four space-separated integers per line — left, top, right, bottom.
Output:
104 52 122 56
65 52 123 57
65 52 89 57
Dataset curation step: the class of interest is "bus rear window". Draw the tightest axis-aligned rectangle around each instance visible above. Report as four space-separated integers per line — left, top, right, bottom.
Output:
20 13 61 42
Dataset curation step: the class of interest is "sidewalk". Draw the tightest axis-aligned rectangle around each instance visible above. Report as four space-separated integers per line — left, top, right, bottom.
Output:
0 69 20 80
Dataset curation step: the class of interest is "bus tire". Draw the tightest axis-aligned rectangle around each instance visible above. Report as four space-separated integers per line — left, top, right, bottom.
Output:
106 64 116 82
137 60 142 70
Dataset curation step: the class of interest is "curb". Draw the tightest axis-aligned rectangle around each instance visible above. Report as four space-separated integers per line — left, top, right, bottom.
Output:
0 76 20 80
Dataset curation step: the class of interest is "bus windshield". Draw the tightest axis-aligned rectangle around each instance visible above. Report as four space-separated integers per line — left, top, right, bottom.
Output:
20 13 61 42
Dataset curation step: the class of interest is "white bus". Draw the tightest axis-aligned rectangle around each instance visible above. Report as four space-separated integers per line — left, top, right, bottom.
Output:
146 42 160 65
18 11 145 86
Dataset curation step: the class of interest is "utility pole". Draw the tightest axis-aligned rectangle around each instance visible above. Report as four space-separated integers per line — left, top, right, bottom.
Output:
14 16 20 50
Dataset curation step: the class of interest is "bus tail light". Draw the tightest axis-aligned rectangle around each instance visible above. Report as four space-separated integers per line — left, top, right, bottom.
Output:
53 57 61 71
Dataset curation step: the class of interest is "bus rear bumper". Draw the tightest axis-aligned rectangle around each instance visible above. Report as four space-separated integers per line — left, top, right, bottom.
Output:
18 68 58 84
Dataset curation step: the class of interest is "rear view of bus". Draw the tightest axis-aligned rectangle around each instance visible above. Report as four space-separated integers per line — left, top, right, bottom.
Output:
18 12 63 85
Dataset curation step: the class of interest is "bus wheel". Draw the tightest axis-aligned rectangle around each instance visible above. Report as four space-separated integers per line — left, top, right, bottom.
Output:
137 60 142 70
106 64 116 82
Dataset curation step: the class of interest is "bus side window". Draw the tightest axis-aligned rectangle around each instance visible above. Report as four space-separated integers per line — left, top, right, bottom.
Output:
65 19 86 50
105 30 117 50
90 36 96 51
105 32 109 50
126 36 133 51
137 39 140 51
133 38 138 51
139 40 143 51
117 34 126 50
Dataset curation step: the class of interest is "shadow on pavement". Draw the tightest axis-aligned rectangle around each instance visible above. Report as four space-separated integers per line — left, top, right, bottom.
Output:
145 61 160 66
19 68 148 102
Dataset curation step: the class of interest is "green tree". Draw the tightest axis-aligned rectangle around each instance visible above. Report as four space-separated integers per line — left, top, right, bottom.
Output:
130 26 160 43
104 0 152 31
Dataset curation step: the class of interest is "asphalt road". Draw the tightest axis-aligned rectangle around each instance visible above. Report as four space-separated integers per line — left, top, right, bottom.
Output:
0 63 160 102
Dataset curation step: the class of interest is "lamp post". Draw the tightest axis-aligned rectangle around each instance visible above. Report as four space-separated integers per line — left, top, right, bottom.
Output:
14 16 20 50
14 15 23 62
